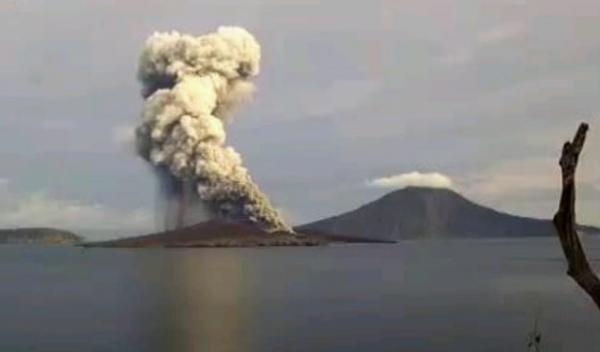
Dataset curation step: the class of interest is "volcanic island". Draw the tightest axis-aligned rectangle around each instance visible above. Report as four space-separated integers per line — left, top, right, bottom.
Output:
83 220 393 248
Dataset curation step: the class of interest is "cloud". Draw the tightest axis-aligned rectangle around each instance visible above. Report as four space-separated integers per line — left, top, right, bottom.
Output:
464 158 558 199
0 191 152 231
460 157 565 219
366 171 454 190
477 22 525 44
435 22 525 66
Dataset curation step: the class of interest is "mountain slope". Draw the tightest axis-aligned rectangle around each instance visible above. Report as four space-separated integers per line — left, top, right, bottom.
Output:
297 187 599 240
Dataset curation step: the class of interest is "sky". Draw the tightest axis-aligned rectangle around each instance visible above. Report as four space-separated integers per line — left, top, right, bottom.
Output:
0 0 599 239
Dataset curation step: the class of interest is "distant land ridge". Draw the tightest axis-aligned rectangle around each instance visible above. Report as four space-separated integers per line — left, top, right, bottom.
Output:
0 228 83 245
297 186 600 241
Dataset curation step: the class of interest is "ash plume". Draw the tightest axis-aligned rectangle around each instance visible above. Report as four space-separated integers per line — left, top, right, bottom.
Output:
135 26 290 232
154 168 211 231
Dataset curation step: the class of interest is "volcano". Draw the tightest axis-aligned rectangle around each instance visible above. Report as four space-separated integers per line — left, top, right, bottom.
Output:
84 220 392 248
297 187 600 241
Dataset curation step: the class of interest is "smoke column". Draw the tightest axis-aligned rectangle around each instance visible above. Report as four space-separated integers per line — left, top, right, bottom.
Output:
135 26 290 232
154 168 211 230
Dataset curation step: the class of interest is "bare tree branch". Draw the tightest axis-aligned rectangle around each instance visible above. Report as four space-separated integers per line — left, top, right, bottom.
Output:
553 122 600 310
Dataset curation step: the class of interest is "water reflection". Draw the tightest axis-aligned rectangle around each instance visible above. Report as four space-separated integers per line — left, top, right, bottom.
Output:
131 250 255 352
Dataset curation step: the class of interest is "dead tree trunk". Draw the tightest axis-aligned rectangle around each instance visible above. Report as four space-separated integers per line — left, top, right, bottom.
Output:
553 122 600 310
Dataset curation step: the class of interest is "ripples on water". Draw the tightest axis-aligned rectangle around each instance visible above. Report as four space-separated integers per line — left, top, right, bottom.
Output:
1 238 599 352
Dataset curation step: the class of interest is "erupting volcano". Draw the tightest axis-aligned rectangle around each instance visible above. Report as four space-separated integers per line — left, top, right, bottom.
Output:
83 26 389 248
135 26 290 232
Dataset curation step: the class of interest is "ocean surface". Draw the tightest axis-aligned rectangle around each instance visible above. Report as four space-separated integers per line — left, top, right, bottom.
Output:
1 238 600 352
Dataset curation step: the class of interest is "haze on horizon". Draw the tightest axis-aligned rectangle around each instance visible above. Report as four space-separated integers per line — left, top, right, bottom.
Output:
0 0 599 239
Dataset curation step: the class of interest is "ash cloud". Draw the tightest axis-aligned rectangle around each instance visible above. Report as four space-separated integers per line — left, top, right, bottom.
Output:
135 26 290 231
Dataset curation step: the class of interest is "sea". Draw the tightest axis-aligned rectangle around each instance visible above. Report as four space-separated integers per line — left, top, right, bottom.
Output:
1 237 599 352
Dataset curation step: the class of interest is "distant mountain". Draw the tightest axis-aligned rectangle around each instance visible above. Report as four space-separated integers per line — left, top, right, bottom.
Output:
297 187 600 241
0 228 83 245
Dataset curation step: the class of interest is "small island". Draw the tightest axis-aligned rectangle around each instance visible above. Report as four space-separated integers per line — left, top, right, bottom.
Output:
0 228 83 245
83 220 393 248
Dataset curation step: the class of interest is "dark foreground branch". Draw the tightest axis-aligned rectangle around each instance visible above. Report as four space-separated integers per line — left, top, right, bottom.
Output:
553 122 600 310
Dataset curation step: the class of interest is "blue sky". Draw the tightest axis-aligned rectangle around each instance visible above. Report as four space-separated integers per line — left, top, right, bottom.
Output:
1 0 599 239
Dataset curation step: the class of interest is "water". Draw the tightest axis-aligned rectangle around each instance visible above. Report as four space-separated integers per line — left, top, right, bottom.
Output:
1 238 599 352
